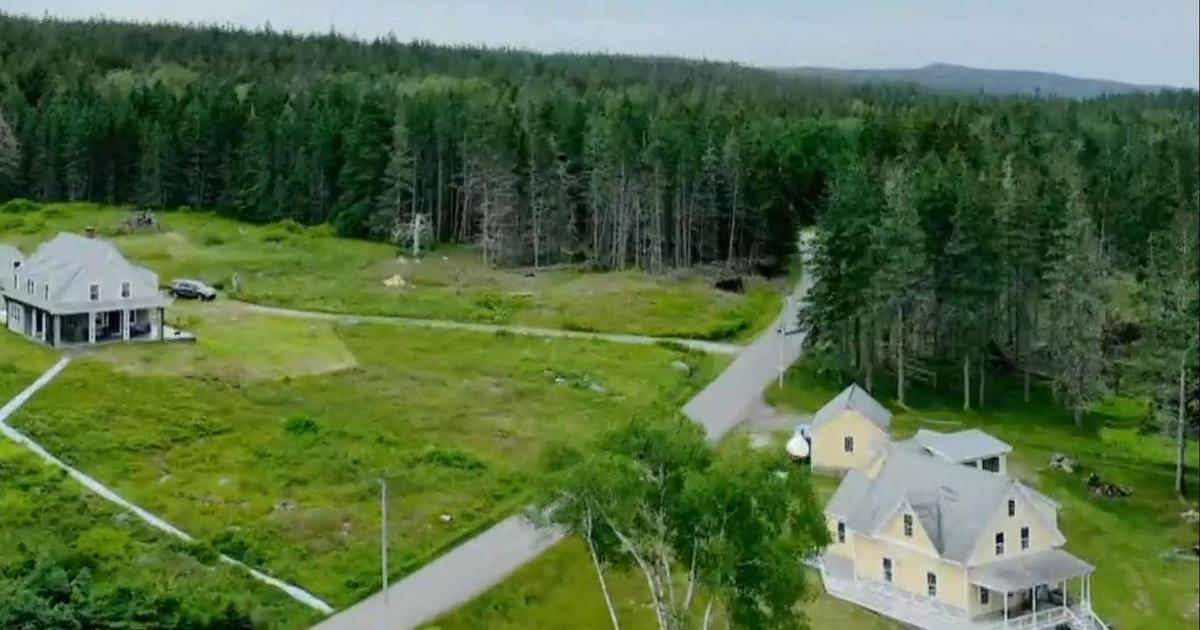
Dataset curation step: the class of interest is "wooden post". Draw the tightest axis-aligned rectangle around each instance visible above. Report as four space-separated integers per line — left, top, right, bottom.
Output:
52 315 60 347
1003 590 1008 628
121 310 130 340
87 312 96 344
1032 585 1037 623
158 308 165 341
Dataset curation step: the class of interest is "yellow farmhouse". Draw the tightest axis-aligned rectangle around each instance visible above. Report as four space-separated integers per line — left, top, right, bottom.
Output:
811 385 1106 630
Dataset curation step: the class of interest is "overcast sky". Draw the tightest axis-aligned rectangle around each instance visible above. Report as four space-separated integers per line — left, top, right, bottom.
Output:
5 1 1198 88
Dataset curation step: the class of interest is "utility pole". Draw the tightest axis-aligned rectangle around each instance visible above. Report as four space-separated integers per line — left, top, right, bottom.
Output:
381 476 389 629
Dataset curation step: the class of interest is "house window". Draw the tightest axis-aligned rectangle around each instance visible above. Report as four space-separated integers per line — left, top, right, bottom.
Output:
121 281 131 299
926 572 937 598
843 436 854 453
89 283 100 301
836 521 845 544
903 514 913 538
882 558 893 582
1020 526 1030 550
982 456 1000 472
43 284 49 301
1008 499 1016 517
11 260 19 270
980 588 990 605
995 532 1005 556
26 278 33 294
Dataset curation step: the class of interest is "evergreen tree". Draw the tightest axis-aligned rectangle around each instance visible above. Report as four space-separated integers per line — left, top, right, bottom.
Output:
0 107 19 198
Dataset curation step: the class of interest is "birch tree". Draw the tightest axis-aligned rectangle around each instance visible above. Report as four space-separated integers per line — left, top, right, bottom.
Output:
0 108 18 197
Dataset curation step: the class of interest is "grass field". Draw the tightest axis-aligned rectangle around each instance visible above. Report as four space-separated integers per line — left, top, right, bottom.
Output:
6 302 728 608
0 201 782 340
0 440 320 629
431 362 1199 630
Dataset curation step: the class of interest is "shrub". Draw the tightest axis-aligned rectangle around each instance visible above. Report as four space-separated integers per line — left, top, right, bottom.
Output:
0 198 38 214
210 528 261 566
201 233 226 246
284 416 320 436
75 526 132 561
414 445 487 473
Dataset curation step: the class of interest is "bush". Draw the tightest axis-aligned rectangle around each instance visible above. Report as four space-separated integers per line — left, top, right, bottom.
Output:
74 526 132 561
0 198 38 214
414 445 487 473
201 233 226 246
210 529 261 566
284 416 320 436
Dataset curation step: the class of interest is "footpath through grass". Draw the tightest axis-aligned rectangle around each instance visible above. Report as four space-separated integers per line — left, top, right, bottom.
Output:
1 202 781 340
7 307 727 608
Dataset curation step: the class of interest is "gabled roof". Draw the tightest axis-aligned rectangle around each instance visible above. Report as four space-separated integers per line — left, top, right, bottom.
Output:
812 383 892 432
0 244 23 291
5 233 168 313
912 428 1012 463
826 441 1054 565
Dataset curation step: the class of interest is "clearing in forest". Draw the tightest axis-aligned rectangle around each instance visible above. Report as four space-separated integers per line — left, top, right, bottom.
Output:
1 202 782 340
6 315 728 609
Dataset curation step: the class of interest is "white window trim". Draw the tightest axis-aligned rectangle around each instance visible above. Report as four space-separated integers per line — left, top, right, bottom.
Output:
26 278 33 295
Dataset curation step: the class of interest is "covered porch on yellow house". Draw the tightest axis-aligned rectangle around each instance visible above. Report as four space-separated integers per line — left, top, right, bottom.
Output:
969 549 1106 629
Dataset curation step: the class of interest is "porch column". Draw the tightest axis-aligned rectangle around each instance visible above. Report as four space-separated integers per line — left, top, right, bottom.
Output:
158 307 165 341
1003 591 1008 628
52 315 60 347
121 309 130 340
1032 585 1037 623
87 311 96 344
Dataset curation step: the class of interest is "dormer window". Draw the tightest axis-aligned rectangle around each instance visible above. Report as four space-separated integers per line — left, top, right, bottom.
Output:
1007 499 1016 517
89 283 100 301
121 281 131 299
903 514 913 538
11 260 19 270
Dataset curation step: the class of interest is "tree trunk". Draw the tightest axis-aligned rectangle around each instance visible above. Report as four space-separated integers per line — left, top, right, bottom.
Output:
1177 365 1188 497
897 305 906 406
701 598 716 630
962 354 971 411
978 353 986 408
584 512 622 630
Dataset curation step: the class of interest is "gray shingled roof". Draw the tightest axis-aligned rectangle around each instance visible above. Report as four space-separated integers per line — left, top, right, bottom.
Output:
969 549 1093 592
4 233 168 313
812 383 892 432
826 441 1053 564
912 428 1012 463
0 244 23 292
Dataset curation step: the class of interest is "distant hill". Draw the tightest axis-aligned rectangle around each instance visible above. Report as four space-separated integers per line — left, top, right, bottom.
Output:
777 63 1173 98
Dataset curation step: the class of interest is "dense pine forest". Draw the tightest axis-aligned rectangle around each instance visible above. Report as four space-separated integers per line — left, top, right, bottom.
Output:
0 14 1196 482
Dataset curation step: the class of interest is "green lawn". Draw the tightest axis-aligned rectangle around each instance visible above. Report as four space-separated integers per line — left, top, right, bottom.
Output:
0 202 781 340
0 440 320 629
431 537 898 630
7 304 728 608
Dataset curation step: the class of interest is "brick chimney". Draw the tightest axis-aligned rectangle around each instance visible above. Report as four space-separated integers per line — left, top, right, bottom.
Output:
85 226 96 239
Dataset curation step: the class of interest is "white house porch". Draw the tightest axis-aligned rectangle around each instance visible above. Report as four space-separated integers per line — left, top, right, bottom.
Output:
817 553 1109 630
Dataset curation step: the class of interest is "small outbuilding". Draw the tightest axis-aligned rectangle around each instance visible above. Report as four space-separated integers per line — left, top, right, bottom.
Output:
809 383 892 473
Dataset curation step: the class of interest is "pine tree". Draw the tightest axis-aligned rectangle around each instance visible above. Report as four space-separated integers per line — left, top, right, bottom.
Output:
373 117 417 248
1044 168 1109 426
871 160 930 405
0 107 19 198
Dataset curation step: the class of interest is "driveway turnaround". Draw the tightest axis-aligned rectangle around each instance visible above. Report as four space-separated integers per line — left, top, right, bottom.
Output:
313 260 814 630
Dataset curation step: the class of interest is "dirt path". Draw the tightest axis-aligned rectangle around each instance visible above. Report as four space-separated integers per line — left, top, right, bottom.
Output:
228 301 744 355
